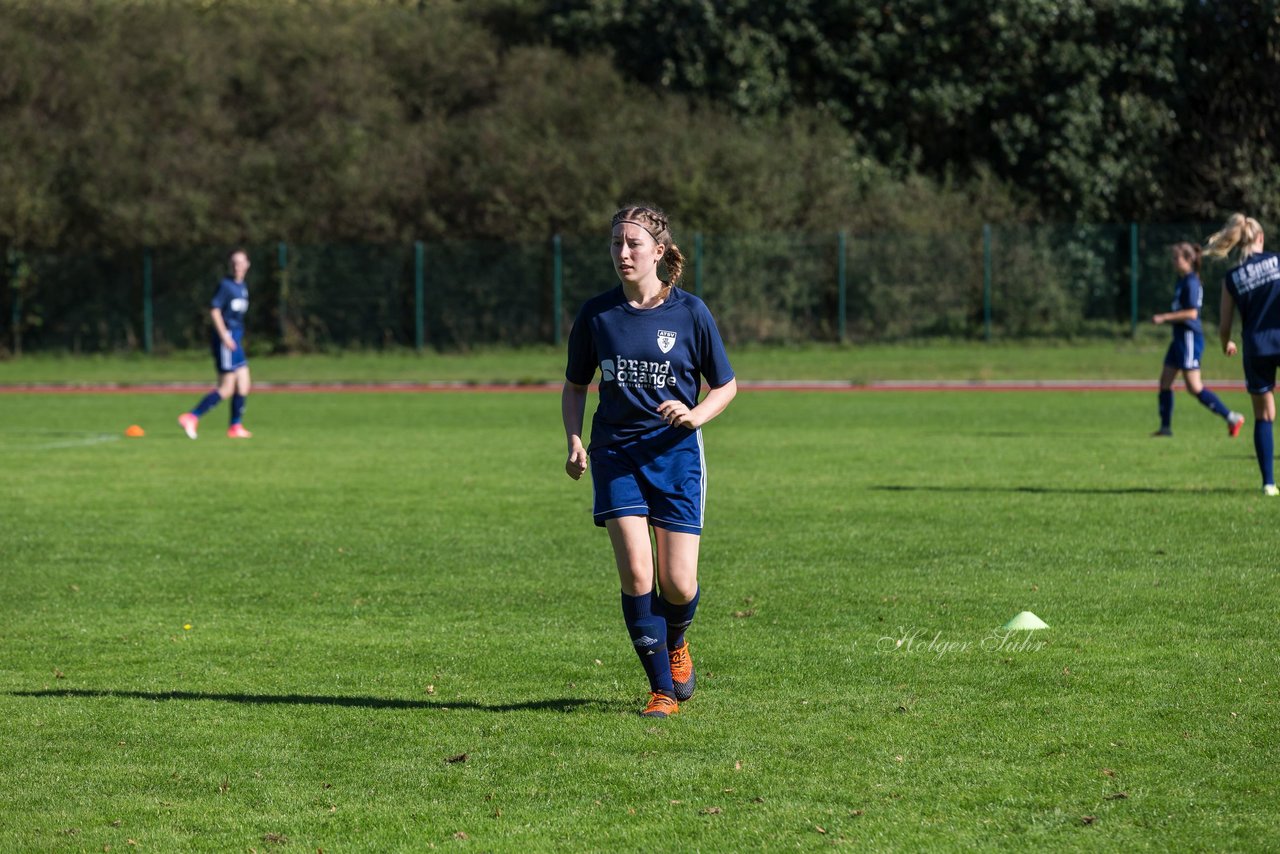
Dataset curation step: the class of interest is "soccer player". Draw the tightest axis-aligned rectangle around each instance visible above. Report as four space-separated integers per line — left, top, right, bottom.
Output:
1207 214 1280 495
178 249 254 439
1151 241 1244 438
562 204 737 718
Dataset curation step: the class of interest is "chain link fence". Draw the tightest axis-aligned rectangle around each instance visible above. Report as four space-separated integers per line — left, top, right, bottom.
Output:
1 224 1223 355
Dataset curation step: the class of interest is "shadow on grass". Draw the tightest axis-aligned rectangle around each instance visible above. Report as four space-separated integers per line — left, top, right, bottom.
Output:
871 484 1241 495
10 688 618 713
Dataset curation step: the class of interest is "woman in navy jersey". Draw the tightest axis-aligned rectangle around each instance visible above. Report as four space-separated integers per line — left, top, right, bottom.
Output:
562 204 737 718
1208 214 1280 495
178 248 254 439
1150 241 1244 438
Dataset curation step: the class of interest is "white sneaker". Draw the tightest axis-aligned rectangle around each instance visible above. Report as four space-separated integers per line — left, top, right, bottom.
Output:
1228 412 1245 438
1264 484 1279 497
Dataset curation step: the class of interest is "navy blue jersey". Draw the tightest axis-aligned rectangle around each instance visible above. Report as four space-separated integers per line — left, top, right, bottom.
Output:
211 277 249 332
1170 272 1203 336
1225 252 1280 357
566 286 735 450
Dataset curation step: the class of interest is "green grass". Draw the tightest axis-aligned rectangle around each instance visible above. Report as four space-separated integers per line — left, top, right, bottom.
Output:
0 330 1244 385
2 386 1276 850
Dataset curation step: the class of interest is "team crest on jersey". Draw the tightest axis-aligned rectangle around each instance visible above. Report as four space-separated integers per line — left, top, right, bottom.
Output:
656 329 677 353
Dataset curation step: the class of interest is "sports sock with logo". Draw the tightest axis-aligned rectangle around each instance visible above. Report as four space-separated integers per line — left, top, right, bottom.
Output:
1195 388 1230 418
1158 390 1173 429
621 590 673 694
1255 420 1275 486
230 394 247 425
657 587 700 650
192 390 223 417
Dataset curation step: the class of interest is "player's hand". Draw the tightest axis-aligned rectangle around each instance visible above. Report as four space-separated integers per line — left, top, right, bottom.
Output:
1224 340 1238 357
222 334 237 351
1152 314 1164 325
566 444 588 480
657 400 700 429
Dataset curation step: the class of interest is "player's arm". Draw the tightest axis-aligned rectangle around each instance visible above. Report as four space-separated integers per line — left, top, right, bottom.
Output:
562 381 590 480
658 377 737 430
1219 282 1237 356
210 307 236 350
1153 308 1198 324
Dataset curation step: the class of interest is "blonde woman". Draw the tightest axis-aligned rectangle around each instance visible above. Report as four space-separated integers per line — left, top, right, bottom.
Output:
562 204 737 717
1206 214 1280 494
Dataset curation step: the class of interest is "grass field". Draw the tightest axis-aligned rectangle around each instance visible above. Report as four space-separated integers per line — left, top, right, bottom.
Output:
2 356 1277 850
0 331 1243 386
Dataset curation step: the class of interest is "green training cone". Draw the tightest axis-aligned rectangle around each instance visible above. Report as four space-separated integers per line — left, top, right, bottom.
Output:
1002 611 1049 631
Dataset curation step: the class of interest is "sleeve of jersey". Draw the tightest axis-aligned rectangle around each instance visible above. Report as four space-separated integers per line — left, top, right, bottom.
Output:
1187 275 1203 309
564 306 598 385
696 303 735 388
210 281 232 311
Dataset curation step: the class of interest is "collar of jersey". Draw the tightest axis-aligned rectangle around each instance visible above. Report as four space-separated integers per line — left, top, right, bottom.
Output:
617 285 678 315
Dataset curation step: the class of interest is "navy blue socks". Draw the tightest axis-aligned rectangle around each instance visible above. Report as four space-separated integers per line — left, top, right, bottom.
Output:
192 390 223 417
230 393 247 425
656 587 700 650
1255 421 1275 487
1161 387 1234 430
1195 388 1231 419
620 591 673 694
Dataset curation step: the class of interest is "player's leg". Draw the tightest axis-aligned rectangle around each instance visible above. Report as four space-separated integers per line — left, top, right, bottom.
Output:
643 429 705 701
606 517 677 715
1244 357 1277 493
228 365 251 437
1155 361 1177 436
1250 392 1276 494
654 528 700 701
593 447 676 715
179 366 234 439
1184 339 1242 434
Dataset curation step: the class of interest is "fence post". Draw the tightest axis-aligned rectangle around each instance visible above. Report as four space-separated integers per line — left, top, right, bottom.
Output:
982 223 992 341
7 250 20 357
277 241 289 346
414 240 425 352
837 230 847 343
1130 222 1139 336
694 232 704 299
143 247 154 355
552 234 563 346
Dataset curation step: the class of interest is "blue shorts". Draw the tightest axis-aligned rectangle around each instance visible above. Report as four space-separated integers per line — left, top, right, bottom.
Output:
1163 330 1203 371
590 428 706 535
1242 352 1280 394
211 330 247 373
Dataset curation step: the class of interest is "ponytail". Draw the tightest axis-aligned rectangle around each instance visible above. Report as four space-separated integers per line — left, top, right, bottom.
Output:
1204 213 1264 263
662 241 685 290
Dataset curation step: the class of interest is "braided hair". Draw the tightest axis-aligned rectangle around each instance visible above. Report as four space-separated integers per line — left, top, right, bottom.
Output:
612 204 684 299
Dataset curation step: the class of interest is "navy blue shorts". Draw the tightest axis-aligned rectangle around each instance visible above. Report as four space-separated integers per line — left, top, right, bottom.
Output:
211 330 247 373
1242 352 1280 394
590 428 706 535
1163 330 1203 371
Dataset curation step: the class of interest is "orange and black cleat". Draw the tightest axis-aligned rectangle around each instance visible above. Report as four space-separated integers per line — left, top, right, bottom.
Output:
641 691 679 718
669 641 696 702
